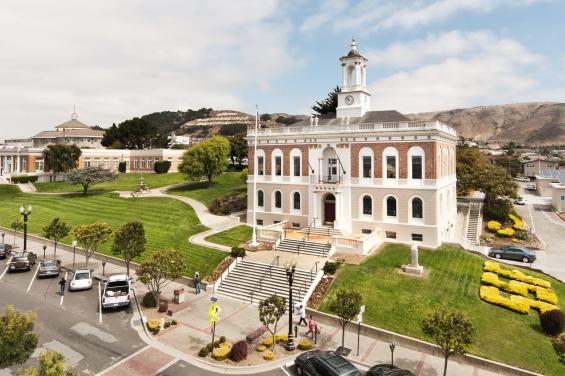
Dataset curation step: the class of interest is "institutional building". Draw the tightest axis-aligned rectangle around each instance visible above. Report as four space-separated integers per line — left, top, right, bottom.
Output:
247 40 458 250
0 113 184 180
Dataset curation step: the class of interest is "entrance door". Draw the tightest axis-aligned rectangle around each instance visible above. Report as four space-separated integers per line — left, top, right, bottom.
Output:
323 194 336 224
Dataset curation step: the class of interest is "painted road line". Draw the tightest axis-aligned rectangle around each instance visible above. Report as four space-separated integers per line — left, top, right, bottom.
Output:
27 264 40 291
94 345 150 376
60 272 67 305
527 204 536 234
98 281 102 323
0 256 13 280
153 358 179 375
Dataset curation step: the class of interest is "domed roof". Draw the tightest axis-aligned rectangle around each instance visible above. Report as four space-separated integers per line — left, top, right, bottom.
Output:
341 38 366 60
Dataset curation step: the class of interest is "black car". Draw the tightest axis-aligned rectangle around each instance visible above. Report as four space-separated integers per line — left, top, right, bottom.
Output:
0 243 13 259
294 350 361 376
488 245 536 263
367 364 416 376
8 251 37 271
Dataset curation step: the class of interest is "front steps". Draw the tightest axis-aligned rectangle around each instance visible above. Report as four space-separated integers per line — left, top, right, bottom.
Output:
298 226 343 238
276 238 332 258
216 260 316 304
466 202 481 245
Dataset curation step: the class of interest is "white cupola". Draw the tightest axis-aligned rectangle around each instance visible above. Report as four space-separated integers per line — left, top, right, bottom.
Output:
336 38 371 119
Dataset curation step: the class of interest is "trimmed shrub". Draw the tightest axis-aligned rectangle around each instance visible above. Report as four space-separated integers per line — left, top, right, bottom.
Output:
154 161 172 174
497 228 515 237
275 333 288 344
479 286 529 314
487 221 502 232
230 247 246 258
229 340 248 362
483 261 551 289
256 344 266 352
206 343 213 352
323 260 341 275
142 292 157 307
212 346 230 360
297 339 312 350
263 351 274 361
208 194 247 215
219 336 226 344
509 213 527 230
146 319 161 334
483 199 512 223
540 310 565 336
198 347 209 357
240 168 248 180
118 161 127 173
536 287 558 305
11 176 38 183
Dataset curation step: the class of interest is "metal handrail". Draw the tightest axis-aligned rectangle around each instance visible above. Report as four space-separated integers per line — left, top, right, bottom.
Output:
250 255 280 304
307 161 315 174
307 218 317 241
274 231 284 252
297 238 306 256
310 261 319 282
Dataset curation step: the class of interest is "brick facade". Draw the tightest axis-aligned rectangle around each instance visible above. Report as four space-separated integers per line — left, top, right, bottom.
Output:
247 145 310 176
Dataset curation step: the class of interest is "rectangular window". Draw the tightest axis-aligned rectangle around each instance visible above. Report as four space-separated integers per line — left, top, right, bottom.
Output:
141 160 146 169
35 160 44 172
275 156 282 176
411 233 423 242
113 159 119 168
385 231 397 239
362 229 372 234
292 222 301 228
103 159 110 169
411 155 422 179
148 159 153 169
94 159 100 167
257 156 264 175
362 156 372 178
256 219 263 226
293 156 300 176
386 156 396 178
273 220 280 224
134 160 139 169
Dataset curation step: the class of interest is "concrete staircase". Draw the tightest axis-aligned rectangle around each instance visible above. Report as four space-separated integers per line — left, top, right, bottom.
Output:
466 202 481 245
298 226 342 238
216 260 316 304
276 238 332 257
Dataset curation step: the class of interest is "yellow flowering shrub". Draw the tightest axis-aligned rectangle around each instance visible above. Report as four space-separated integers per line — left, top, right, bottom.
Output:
275 333 289 344
298 339 312 350
212 346 230 361
482 261 551 289
536 288 559 305
497 228 515 237
146 319 161 334
481 272 505 288
506 280 529 297
487 221 502 232
509 214 527 230
256 345 266 352
263 351 274 361
511 295 558 314
480 286 529 314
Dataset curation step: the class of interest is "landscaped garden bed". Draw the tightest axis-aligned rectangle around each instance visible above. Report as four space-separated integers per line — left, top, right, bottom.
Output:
317 243 565 376
480 213 542 249
203 257 235 283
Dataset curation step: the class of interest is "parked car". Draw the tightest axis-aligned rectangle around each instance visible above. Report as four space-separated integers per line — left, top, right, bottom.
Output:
294 350 361 376
69 269 93 291
0 243 13 259
526 184 536 190
514 177 529 183
367 364 416 376
101 274 131 309
8 251 37 271
513 198 527 205
488 245 536 263
37 259 61 278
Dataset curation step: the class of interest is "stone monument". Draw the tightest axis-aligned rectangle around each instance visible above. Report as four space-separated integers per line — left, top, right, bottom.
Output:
403 242 424 275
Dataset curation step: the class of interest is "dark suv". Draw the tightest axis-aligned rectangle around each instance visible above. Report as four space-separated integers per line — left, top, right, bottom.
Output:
294 350 361 376
0 243 13 259
9 251 37 272
367 364 416 376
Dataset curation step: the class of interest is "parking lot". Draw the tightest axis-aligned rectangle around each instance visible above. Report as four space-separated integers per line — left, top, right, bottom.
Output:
0 240 145 375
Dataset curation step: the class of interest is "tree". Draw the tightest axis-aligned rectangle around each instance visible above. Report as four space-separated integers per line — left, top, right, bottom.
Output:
42 218 70 258
71 223 113 267
102 118 162 149
118 161 127 173
312 86 341 116
179 136 230 186
329 289 362 350
258 294 286 350
153 161 171 174
260 113 272 121
0 305 38 368
10 219 23 246
229 134 247 167
65 166 117 194
422 308 476 376
136 249 185 304
42 144 82 178
16 349 79 376
112 220 146 276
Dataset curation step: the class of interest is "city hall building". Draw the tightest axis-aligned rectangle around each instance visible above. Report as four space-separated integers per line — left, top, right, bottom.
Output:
247 40 458 251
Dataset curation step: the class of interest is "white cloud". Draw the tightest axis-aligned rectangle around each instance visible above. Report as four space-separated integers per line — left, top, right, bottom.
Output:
0 0 296 139
368 32 552 113
302 0 545 34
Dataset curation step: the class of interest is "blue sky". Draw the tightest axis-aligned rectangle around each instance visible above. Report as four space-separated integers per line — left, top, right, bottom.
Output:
1 0 564 140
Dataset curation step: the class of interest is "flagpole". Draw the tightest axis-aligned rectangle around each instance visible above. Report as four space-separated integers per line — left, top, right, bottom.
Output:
250 105 259 247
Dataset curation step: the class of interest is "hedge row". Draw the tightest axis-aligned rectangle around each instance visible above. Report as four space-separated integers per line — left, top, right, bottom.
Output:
483 261 551 289
11 175 38 183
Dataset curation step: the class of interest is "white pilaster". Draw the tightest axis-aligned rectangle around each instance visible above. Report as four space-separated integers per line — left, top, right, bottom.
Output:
334 193 341 229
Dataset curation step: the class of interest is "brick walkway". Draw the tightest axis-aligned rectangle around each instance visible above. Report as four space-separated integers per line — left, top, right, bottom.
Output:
100 346 175 376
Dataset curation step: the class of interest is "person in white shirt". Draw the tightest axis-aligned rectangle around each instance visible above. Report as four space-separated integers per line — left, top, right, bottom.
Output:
298 304 307 326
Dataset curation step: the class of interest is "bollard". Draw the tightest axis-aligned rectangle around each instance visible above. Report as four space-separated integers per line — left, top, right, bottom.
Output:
294 325 298 340
314 323 318 344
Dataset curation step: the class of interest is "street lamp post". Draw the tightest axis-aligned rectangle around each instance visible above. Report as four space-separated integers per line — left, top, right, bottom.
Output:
19 205 32 251
102 261 106 276
42 245 46 259
284 260 297 351
1 232 5 244
72 240 77 268
389 341 396 366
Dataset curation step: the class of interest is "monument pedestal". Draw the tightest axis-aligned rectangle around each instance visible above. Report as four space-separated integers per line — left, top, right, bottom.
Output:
403 264 424 275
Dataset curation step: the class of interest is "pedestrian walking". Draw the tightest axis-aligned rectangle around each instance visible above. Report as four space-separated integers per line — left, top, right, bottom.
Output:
306 315 315 338
298 304 307 326
59 277 66 296
194 271 201 295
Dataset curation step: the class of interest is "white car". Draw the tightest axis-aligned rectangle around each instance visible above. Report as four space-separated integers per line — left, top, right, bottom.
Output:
69 269 93 291
514 177 529 183
514 198 527 205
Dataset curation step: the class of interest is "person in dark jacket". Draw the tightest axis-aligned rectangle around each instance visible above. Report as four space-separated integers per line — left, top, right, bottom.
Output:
194 272 201 295
59 277 66 296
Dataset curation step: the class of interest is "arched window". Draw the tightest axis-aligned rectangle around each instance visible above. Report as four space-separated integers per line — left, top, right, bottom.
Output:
291 148 302 177
257 190 264 207
386 196 397 217
411 197 423 219
272 149 283 177
274 191 282 209
359 147 374 179
408 146 425 180
362 195 372 215
293 192 301 210
382 147 398 179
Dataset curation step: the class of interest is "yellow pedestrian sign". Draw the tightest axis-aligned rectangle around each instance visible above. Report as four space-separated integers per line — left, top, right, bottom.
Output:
208 303 222 326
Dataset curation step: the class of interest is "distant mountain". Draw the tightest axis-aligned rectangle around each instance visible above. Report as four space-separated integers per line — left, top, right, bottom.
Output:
407 102 565 146
140 108 212 135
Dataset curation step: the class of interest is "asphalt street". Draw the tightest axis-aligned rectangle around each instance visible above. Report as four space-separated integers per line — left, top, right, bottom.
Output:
0 241 145 375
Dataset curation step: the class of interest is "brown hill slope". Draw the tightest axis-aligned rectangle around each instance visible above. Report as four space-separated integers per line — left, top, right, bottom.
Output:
407 102 565 145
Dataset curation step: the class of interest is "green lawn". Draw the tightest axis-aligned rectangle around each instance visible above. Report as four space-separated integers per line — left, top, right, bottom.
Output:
167 172 246 206
319 244 565 376
34 172 187 193
0 185 226 277
205 225 252 248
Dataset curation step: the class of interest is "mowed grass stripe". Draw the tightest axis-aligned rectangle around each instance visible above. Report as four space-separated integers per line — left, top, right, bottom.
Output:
0 186 225 277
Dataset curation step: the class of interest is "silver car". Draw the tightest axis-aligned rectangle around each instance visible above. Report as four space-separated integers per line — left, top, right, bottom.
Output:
37 259 61 278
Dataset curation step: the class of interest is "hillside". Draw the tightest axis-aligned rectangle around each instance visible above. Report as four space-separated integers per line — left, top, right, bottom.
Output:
141 108 212 135
407 102 565 145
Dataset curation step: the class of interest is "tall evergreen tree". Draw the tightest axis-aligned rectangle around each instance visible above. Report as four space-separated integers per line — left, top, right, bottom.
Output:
311 86 341 116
